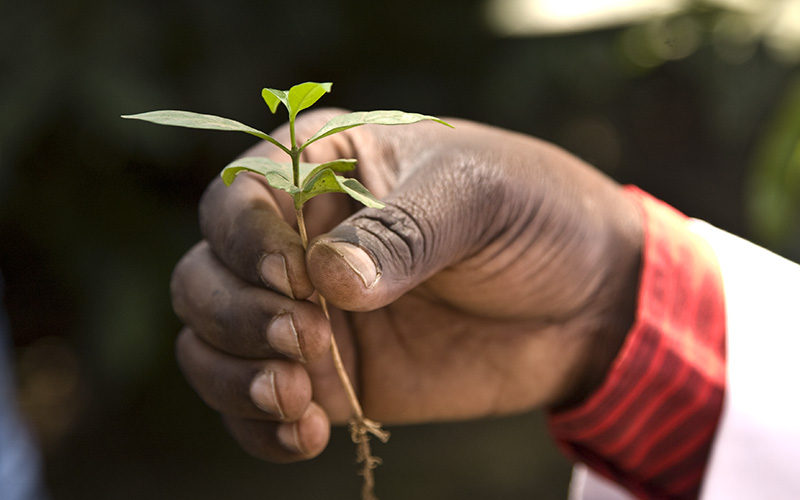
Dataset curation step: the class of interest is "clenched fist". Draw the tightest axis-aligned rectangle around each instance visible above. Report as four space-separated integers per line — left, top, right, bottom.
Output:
170 109 642 462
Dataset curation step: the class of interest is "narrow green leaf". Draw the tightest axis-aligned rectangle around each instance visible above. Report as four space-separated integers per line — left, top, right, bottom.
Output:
122 110 290 154
302 110 453 150
262 88 288 114
297 168 342 204
264 171 298 195
287 82 332 120
296 168 384 208
219 157 296 194
298 158 357 187
339 177 385 208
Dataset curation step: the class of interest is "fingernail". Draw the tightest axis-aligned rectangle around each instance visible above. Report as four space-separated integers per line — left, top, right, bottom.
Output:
326 242 380 289
267 314 304 362
259 253 294 299
249 370 285 419
276 422 304 454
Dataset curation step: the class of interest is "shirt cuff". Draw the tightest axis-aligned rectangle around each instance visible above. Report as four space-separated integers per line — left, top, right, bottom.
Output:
548 187 726 499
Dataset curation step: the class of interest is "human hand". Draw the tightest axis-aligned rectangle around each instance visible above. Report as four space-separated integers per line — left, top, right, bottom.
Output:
171 109 642 462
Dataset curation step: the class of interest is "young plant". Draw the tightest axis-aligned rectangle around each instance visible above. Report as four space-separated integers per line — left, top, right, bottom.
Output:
123 82 451 500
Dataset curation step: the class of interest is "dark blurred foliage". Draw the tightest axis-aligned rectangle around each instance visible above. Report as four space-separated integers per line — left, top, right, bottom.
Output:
0 0 798 499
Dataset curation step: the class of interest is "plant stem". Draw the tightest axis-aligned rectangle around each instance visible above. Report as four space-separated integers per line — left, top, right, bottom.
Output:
292 187 388 500
293 203 366 421
321 296 363 420
295 202 309 249
289 114 300 187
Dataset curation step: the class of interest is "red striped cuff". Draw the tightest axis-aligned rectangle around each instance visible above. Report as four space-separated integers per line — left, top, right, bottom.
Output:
548 187 726 499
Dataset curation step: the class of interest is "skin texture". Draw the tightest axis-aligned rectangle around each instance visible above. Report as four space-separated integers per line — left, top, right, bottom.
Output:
171 109 643 462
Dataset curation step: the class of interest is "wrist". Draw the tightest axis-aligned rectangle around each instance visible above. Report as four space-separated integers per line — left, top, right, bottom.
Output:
546 187 726 498
550 186 643 410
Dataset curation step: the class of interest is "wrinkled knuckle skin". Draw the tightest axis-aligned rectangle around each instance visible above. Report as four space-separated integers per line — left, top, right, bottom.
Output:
340 157 508 280
348 202 431 277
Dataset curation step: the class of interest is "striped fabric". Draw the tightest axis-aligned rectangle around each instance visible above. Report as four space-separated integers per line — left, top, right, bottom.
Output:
549 187 727 499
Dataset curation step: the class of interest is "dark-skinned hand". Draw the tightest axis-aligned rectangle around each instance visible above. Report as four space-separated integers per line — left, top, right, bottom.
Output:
171 109 642 462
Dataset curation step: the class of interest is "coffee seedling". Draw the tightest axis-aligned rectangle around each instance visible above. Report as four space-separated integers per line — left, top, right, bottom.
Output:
123 82 451 499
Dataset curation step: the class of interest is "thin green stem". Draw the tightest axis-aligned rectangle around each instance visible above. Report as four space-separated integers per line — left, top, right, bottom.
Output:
289 116 300 187
289 115 297 151
291 148 300 188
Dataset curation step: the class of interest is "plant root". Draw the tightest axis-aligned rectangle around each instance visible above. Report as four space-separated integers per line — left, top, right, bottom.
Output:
350 418 390 500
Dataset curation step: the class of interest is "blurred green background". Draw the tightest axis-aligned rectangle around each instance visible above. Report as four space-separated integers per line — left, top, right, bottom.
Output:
2 0 799 498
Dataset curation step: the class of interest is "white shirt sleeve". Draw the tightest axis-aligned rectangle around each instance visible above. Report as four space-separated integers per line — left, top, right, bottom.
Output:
568 464 632 500
568 221 800 500
689 221 800 500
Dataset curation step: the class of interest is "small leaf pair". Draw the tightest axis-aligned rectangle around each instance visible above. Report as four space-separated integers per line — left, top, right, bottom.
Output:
262 81 332 121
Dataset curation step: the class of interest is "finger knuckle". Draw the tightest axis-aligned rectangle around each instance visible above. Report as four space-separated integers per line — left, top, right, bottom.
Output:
169 252 195 323
272 361 312 420
348 202 430 275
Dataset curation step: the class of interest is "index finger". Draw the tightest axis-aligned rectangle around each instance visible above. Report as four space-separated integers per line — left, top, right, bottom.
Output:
199 171 314 299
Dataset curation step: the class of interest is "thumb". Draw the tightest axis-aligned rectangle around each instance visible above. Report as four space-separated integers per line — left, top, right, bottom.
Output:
305 161 505 311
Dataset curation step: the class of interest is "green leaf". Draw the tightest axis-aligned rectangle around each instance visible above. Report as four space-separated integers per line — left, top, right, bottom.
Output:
296 168 384 208
220 157 360 198
298 158 357 187
262 88 288 114
264 171 298 195
297 168 341 204
219 157 296 194
339 177 385 208
287 82 332 120
122 110 290 154
302 110 453 150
